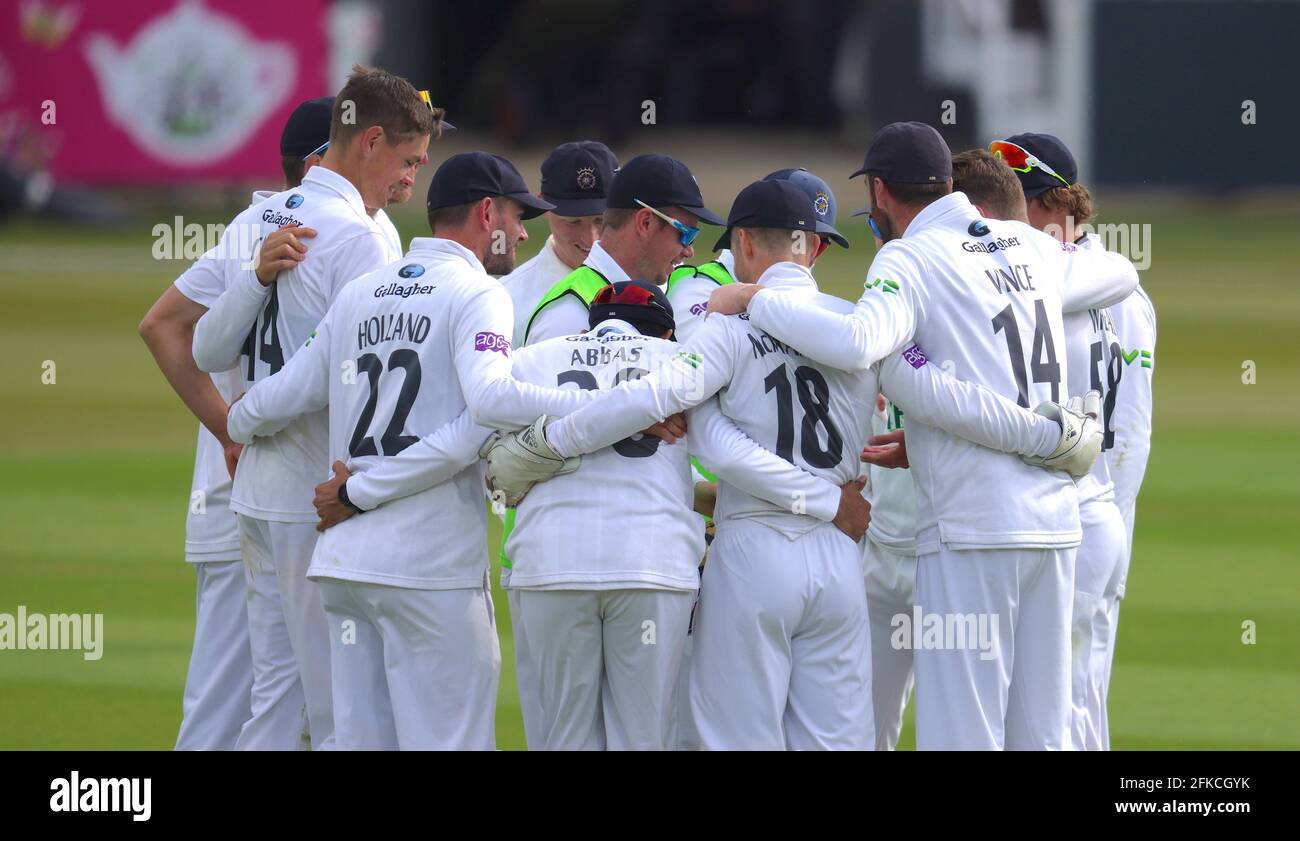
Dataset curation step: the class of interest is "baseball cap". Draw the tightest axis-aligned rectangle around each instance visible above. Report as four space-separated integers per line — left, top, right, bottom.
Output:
850 121 953 184
997 132 1078 198
426 152 555 219
606 154 724 226
764 167 848 249
587 280 676 334
540 141 619 217
280 97 335 159
713 179 817 252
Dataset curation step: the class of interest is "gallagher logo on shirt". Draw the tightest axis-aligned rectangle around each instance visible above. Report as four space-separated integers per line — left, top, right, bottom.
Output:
285 194 304 209
968 220 990 237
474 331 510 356
398 264 426 278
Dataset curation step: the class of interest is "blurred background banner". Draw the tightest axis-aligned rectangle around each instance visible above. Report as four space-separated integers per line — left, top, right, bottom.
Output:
0 0 328 183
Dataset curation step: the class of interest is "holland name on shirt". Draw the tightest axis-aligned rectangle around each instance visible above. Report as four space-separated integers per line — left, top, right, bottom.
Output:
357 312 432 350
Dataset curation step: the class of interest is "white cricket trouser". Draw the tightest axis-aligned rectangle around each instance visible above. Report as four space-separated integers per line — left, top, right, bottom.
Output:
913 545 1075 751
690 519 873 751
514 588 694 750
175 560 254 750
863 537 917 751
671 583 703 750
1099 513 1132 750
506 587 545 751
235 516 333 751
1071 498 1127 751
317 575 501 750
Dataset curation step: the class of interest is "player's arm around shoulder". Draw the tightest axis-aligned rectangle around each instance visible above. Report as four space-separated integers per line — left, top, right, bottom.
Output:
1035 228 1139 313
740 244 922 372
667 273 718 344
226 293 341 444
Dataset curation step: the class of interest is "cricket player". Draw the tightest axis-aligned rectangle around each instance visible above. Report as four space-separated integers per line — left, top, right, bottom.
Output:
137 93 420 749
664 165 848 749
191 67 441 750
225 152 654 749
703 122 1139 750
992 134 1153 748
503 150 719 746
490 178 1103 749
495 139 617 750
953 143 1126 749
502 281 703 750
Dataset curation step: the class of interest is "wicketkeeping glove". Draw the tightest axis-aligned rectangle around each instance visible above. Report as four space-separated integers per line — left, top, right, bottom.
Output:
482 416 582 506
1020 391 1104 480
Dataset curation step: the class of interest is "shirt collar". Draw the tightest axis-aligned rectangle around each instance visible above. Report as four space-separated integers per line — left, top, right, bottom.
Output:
588 318 643 337
716 249 736 276
540 236 571 270
756 261 818 293
407 237 486 274
902 190 975 239
301 166 369 218
585 240 631 282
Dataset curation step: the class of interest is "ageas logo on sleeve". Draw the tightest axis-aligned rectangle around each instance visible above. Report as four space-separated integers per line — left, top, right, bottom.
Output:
902 344 929 369
474 331 510 356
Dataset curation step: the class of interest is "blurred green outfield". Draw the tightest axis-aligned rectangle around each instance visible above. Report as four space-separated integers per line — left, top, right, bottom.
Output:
1 197 1297 750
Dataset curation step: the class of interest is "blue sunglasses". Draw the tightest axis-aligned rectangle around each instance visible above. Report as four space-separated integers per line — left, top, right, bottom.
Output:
867 214 884 241
635 199 700 247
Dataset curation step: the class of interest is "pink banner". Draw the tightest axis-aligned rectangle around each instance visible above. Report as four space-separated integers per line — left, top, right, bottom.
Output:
0 0 329 183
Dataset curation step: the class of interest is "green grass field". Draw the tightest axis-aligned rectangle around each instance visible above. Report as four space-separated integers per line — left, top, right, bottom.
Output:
1 198 1296 749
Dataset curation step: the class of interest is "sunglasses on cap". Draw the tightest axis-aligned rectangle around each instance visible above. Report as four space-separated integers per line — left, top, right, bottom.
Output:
634 199 700 247
989 140 1072 188
592 281 671 316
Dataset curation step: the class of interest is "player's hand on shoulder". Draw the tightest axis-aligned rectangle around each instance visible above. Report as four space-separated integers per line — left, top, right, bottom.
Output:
482 416 581 507
255 223 318 286
706 282 761 316
314 460 357 532
1020 391 1103 479
861 429 908 469
832 476 871 542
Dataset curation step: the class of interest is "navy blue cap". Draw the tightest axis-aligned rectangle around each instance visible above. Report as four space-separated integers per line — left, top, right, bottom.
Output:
588 280 676 334
606 154 724 226
427 152 555 219
764 167 848 249
713 179 817 252
281 97 335 158
850 121 953 184
1000 132 1078 198
540 141 619 217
